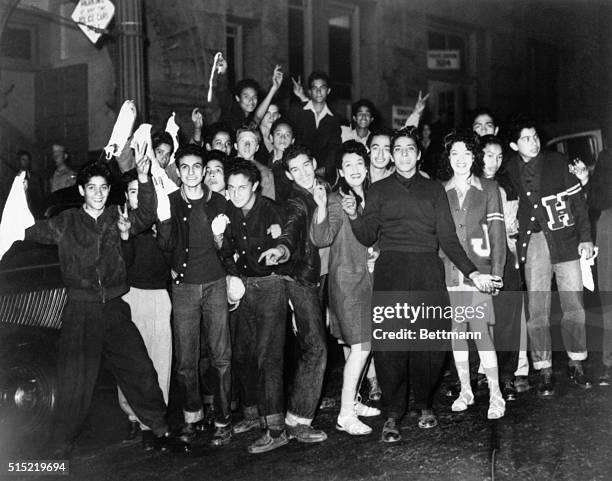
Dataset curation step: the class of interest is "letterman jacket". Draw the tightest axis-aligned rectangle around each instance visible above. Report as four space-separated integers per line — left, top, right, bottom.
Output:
505 150 591 264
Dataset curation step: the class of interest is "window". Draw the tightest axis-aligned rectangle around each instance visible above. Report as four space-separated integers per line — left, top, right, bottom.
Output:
0 26 35 63
328 2 359 101
226 23 243 87
427 30 466 73
288 0 312 81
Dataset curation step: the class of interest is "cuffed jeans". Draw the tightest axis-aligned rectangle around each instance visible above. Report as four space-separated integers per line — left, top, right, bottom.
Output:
285 278 327 422
524 232 587 370
117 288 172 430
172 277 231 425
234 275 287 430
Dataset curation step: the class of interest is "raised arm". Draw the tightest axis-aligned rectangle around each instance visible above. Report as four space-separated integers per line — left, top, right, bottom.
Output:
253 65 283 126
310 187 343 248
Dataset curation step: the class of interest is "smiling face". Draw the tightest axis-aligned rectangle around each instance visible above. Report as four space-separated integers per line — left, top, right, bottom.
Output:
262 104 281 129
209 131 232 156
482 143 503 178
369 134 392 169
236 87 258 114
392 136 420 178
177 155 205 188
339 152 367 189
79 175 110 214
353 106 373 130
126 179 138 209
227 173 258 209
449 141 475 176
204 159 225 193
235 131 260 160
286 154 317 190
154 142 173 169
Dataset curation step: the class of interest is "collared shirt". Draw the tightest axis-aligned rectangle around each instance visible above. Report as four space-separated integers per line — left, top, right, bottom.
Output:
303 100 334 129
340 126 369 146
50 165 77 193
445 175 483 208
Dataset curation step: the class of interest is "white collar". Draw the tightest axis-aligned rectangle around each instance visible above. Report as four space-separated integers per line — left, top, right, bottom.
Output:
444 175 483 192
303 100 333 127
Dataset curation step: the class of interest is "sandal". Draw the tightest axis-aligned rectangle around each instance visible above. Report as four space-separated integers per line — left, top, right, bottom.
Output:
451 390 475 412
336 414 372 436
487 392 506 420
354 401 381 417
417 410 438 429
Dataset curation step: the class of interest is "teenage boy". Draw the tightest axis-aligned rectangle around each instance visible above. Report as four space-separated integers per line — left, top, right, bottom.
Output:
204 122 234 156
117 170 173 450
268 118 296 203
505 115 594 396
290 71 341 185
156 144 233 446
22 159 187 454
367 127 395 184
235 126 275 200
259 144 328 443
470 108 499 137
219 159 289 453
341 99 377 146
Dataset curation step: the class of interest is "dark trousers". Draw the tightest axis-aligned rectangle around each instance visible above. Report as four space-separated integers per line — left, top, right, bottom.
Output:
234 275 287 430
493 251 523 382
286 278 327 421
373 251 450 419
53 298 168 445
172 277 231 425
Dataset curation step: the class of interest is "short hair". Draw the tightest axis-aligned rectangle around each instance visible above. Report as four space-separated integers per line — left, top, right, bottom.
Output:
307 70 330 89
77 161 112 187
17 149 32 160
437 129 483 181
175 144 206 167
205 121 234 146
281 144 313 172
479 134 504 151
205 149 228 166
336 140 370 170
351 99 376 118
225 157 261 186
121 168 139 191
235 126 262 144
151 131 174 152
367 127 395 149
234 78 260 97
391 127 421 154
469 107 498 129
270 118 296 137
506 114 538 144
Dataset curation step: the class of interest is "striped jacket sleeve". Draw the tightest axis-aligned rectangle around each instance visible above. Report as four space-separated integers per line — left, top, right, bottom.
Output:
485 182 507 277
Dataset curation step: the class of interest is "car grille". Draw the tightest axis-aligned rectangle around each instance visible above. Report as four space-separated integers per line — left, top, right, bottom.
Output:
0 288 66 330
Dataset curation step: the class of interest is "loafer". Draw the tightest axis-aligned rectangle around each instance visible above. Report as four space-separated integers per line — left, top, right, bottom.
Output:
514 375 531 393
141 430 155 451
154 433 191 454
502 380 518 401
286 423 327 443
247 430 289 454
567 363 593 389
124 420 140 441
381 418 401 443
537 369 556 398
233 418 260 434
599 365 612 386
210 424 232 447
417 410 438 429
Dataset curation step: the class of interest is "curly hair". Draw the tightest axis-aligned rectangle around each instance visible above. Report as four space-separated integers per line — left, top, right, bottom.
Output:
437 129 483 181
77 161 112 187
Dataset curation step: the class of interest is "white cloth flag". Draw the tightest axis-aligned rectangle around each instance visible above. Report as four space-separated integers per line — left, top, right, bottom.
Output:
131 123 179 195
165 112 180 167
104 100 137 160
0 172 35 260
580 248 598 292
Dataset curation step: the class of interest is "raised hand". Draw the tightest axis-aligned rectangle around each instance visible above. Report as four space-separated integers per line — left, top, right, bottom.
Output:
135 151 151 182
291 76 308 102
272 65 283 90
340 190 357 219
569 158 589 185
267 224 282 239
191 108 204 130
153 176 171 221
413 90 430 115
117 203 131 240
313 180 327 209
215 54 227 75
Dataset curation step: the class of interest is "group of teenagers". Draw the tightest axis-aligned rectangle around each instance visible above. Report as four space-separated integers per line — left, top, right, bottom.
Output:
8 58 612 457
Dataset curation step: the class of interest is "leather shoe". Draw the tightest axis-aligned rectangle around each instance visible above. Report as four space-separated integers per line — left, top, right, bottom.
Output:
502 380 517 401
567 363 592 389
599 365 612 386
210 424 232 446
124 421 140 441
142 430 155 451
381 418 401 443
537 369 556 398
154 433 191 454
179 422 197 442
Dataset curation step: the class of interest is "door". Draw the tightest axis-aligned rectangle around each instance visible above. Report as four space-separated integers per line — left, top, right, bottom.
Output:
35 64 88 171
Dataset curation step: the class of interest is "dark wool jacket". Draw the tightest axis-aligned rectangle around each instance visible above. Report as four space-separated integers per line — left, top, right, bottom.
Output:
275 183 323 286
506 150 592 264
156 186 227 285
442 176 506 287
220 194 288 278
25 180 156 302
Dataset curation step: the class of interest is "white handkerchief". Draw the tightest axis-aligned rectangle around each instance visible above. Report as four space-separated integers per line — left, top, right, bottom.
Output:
580 247 598 291
0 172 35 260
165 112 180 166
104 100 137 160
211 214 230 236
131 124 179 195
